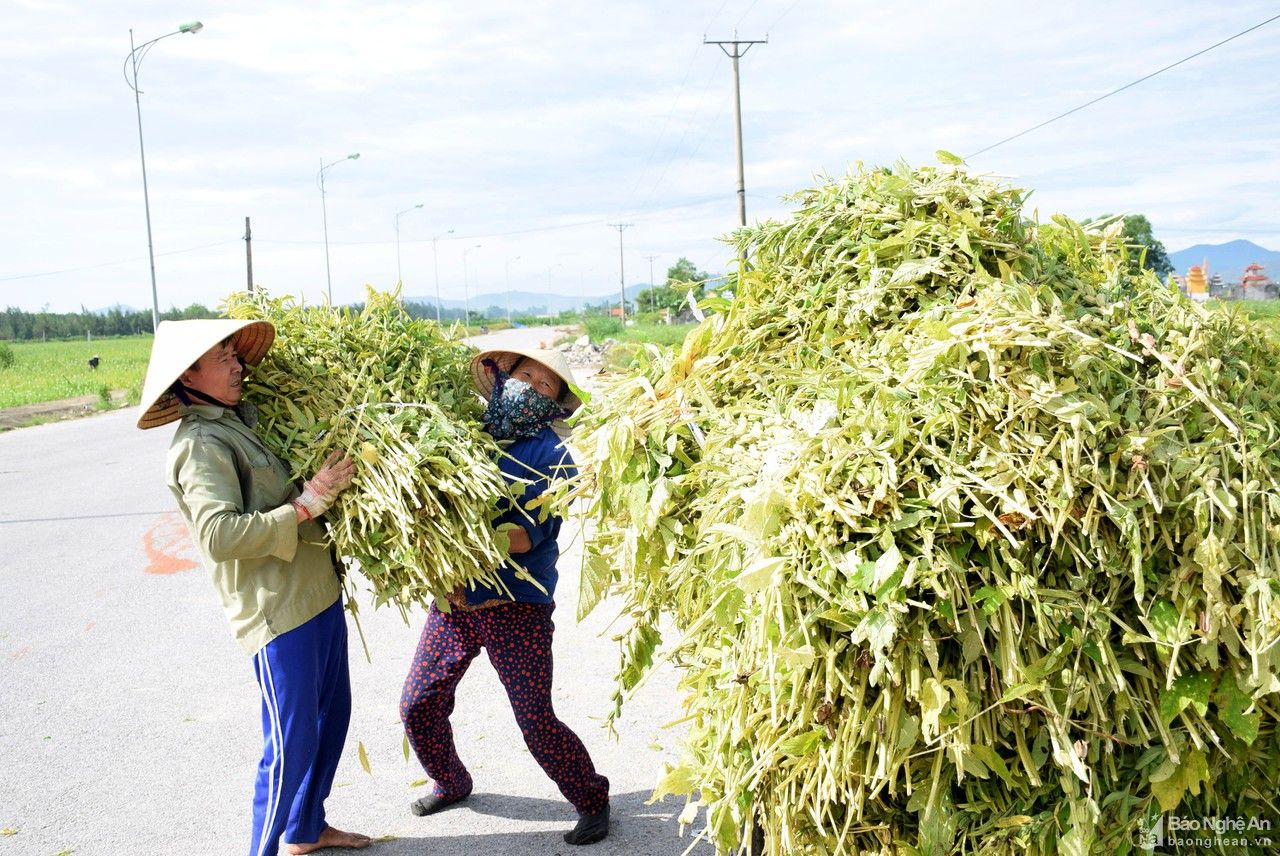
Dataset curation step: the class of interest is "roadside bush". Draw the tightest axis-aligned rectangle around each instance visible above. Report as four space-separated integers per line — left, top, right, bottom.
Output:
584 317 623 340
0 342 14 369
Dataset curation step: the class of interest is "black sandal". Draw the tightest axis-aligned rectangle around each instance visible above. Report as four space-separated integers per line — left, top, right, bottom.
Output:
409 791 469 817
564 804 610 845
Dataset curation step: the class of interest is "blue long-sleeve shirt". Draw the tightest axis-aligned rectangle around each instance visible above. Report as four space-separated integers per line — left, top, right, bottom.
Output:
465 426 577 605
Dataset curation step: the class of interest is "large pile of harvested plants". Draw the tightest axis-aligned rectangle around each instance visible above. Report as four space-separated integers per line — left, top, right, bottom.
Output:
226 288 515 615
564 158 1280 855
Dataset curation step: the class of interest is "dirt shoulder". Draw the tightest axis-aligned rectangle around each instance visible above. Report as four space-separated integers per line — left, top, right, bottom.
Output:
0 391 131 431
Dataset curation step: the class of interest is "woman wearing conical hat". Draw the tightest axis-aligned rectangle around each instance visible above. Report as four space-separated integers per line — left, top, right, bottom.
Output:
138 320 370 856
399 348 611 846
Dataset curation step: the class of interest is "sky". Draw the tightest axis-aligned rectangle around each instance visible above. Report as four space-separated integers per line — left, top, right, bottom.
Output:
2 0 1279 314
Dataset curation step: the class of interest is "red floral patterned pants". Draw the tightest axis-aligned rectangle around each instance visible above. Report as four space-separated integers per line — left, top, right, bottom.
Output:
400 601 610 816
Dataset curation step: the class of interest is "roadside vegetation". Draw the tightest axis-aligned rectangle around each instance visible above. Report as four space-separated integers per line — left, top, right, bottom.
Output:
0 335 151 409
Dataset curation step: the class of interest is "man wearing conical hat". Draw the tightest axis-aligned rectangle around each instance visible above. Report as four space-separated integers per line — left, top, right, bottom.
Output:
138 320 370 856
400 348 611 846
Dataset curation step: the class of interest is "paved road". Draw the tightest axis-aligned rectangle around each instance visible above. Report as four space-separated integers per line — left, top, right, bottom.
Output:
0 328 709 856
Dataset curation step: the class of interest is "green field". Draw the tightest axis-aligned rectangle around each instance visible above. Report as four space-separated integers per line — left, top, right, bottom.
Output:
583 317 698 346
1215 298 1280 321
0 335 152 409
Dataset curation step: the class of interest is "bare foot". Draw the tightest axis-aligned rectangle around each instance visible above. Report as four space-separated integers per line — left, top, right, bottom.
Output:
285 825 372 854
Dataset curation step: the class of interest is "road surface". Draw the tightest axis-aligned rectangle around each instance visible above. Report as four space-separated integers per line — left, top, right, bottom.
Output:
0 327 712 856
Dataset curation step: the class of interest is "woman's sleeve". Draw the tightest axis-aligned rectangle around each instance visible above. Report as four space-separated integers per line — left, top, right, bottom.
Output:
494 443 575 550
171 436 299 563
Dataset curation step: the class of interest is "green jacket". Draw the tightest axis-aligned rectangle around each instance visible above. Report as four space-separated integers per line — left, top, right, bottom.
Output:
166 404 341 655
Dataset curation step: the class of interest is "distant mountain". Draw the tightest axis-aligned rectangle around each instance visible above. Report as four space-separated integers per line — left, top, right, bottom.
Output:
1168 240 1280 279
404 284 652 315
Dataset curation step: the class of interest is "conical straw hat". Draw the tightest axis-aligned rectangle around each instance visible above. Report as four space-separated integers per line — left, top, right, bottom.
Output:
136 319 274 430
470 347 582 440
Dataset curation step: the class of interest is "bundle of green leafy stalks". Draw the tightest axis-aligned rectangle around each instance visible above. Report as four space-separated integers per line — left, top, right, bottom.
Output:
565 158 1280 855
226 288 513 615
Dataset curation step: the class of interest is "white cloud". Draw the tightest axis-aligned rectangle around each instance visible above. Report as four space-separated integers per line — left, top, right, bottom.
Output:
1 0 1278 311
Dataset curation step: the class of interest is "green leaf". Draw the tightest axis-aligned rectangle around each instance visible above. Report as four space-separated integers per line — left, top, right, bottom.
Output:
779 644 816 670
1214 672 1260 745
994 815 1033 829
1150 748 1208 811
968 744 1015 788
971 585 1006 615
1147 599 1179 640
1158 670 1213 725
874 545 901 589
780 729 825 757
357 740 372 775
920 678 949 740
936 149 964 165
714 587 746 628
402 733 411 762
915 774 958 856
734 555 786 593
998 682 1043 704
1059 797 1099 856
648 764 699 802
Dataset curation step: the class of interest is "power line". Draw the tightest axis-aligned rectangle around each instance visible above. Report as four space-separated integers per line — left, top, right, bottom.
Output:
635 60 727 210
734 0 763 29
765 0 804 32
0 241 240 285
616 0 736 214
2 196 734 288
966 12 1280 160
257 195 733 247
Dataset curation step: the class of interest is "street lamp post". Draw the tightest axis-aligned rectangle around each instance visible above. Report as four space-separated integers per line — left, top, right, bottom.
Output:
394 203 424 287
431 229 453 324
545 263 564 322
580 268 593 318
504 256 521 325
317 152 360 305
124 20 203 333
462 244 481 327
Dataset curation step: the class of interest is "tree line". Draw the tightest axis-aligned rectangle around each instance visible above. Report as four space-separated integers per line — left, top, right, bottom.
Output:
0 304 217 341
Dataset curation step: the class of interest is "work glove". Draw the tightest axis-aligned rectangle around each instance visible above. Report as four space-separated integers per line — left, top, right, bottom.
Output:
292 450 355 521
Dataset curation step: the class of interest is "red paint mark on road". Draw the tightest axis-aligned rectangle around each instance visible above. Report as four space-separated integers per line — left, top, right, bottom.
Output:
85 622 96 632
143 512 199 575
11 645 31 662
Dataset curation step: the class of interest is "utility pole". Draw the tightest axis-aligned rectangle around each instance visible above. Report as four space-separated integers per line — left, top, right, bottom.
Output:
608 223 632 322
704 32 767 228
244 216 253 293
504 256 521 326
644 255 658 313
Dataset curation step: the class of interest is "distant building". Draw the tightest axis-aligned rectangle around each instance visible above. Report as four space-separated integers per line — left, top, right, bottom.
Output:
1185 264 1209 301
1241 263 1275 299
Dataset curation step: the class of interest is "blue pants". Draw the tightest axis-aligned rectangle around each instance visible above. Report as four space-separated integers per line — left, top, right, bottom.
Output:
249 597 351 856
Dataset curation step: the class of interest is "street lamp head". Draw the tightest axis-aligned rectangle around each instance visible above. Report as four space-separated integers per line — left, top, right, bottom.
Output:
347 153 360 160
178 21 203 33
414 203 424 209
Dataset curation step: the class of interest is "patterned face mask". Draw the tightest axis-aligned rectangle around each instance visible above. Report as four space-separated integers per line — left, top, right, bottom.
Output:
483 371 568 440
